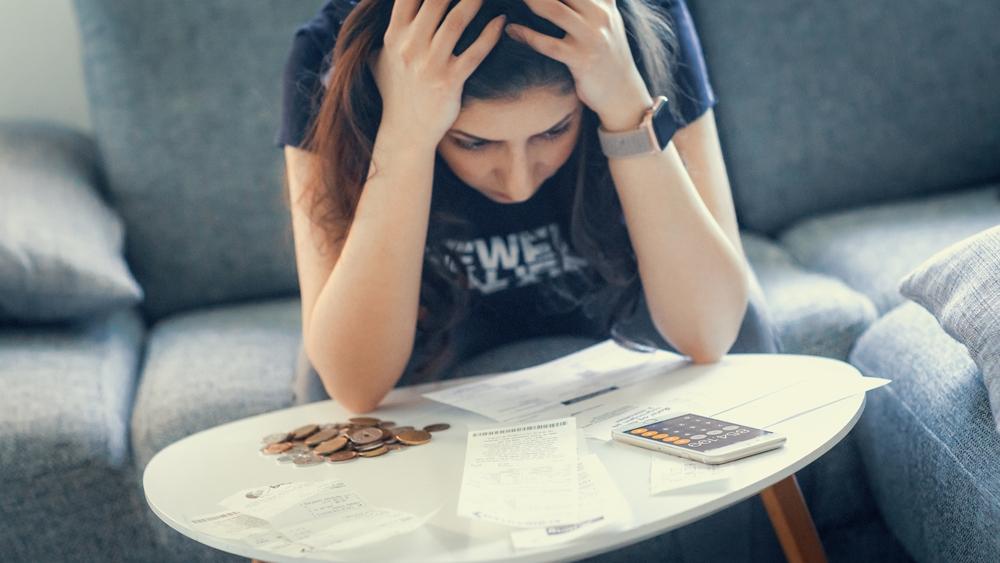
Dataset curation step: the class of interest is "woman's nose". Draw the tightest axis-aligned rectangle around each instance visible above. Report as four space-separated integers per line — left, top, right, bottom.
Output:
501 154 535 201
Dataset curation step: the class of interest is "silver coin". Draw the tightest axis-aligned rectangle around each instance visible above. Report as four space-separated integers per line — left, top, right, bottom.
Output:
276 454 296 464
261 432 290 445
292 453 323 466
355 441 386 452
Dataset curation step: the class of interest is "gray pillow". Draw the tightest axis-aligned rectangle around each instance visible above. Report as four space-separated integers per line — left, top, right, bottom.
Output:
0 122 142 322
899 225 1000 433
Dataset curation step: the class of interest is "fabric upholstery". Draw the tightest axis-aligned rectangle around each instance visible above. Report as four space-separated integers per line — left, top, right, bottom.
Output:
778 185 1000 316
0 121 142 322
743 232 877 360
688 0 1000 234
850 302 1000 562
129 298 302 560
899 226 1000 433
72 0 326 320
0 307 158 562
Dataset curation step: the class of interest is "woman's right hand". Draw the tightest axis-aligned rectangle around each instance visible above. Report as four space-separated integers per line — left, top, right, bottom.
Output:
369 0 506 148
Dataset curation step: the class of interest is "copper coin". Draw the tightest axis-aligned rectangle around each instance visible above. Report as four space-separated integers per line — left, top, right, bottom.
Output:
390 426 414 436
305 428 339 447
377 421 396 428
423 423 450 433
348 427 385 445
291 424 319 440
314 436 349 455
327 450 358 463
261 432 291 445
386 444 404 451
396 429 432 445
355 440 385 452
349 417 381 426
262 442 293 455
358 445 389 457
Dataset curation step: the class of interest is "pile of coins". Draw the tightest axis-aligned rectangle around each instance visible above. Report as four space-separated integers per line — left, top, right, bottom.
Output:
259 417 451 466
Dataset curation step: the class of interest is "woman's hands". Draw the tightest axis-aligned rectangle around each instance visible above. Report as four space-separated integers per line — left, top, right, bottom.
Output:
503 0 653 130
370 0 506 149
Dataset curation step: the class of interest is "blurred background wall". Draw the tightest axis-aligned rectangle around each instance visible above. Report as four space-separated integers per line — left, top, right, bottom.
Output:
0 0 92 133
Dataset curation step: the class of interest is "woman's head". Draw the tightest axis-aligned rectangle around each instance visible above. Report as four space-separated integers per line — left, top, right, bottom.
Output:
294 0 686 380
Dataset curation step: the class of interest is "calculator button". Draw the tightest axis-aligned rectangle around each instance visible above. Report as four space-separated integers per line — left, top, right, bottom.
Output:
674 439 691 445
690 434 707 440
642 431 658 437
630 428 648 434
723 425 740 431
661 436 679 442
707 430 723 436
652 433 670 440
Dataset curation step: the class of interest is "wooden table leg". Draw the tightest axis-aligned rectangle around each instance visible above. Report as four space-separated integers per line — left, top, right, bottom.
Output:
759 474 828 563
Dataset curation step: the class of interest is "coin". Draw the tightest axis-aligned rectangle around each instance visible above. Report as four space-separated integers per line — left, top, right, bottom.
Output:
355 440 385 452
276 454 296 463
390 426 414 436
386 444 404 451
358 445 389 457
349 417 381 426
305 428 339 447
396 429 432 445
423 423 450 433
313 436 348 456
261 442 293 455
348 427 385 445
291 424 319 440
292 453 324 466
377 421 396 428
261 432 291 444
327 450 358 463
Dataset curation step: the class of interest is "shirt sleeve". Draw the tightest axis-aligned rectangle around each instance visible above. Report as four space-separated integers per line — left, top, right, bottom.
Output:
276 1 359 150
658 0 719 127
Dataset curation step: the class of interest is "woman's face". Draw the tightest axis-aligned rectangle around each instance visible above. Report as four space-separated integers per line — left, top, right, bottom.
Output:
436 87 583 204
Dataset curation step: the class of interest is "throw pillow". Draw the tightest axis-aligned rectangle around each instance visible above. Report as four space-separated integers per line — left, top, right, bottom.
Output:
0 121 143 322
899 225 1000 433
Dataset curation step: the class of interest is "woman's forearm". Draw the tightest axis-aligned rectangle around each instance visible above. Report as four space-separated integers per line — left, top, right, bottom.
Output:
305 125 438 413
601 100 749 362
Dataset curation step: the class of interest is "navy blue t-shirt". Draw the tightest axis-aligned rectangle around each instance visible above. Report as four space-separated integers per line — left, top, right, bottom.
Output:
275 0 719 374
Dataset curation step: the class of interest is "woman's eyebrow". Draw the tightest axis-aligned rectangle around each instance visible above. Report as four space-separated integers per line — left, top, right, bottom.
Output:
450 110 576 142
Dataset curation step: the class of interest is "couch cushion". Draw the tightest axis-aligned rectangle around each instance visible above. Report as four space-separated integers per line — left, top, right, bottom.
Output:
131 298 302 471
0 307 143 479
0 121 142 322
850 302 1000 562
743 232 877 360
73 0 326 320
778 185 1000 316
689 0 1000 234
0 308 160 562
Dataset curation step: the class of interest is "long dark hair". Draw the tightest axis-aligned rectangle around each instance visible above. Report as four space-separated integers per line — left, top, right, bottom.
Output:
289 0 687 381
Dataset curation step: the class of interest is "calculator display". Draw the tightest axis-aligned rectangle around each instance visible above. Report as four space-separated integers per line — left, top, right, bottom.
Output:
624 414 771 452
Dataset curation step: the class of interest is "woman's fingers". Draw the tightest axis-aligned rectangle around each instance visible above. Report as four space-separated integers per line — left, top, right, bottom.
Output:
453 14 506 80
409 0 453 49
388 0 421 30
429 0 482 65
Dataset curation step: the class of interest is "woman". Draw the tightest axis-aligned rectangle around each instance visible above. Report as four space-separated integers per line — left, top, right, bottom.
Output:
277 0 780 413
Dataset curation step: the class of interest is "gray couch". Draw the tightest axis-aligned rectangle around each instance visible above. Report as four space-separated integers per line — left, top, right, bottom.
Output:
2 0 997 561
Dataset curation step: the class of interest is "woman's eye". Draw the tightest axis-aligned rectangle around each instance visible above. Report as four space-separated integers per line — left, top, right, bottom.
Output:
455 124 572 151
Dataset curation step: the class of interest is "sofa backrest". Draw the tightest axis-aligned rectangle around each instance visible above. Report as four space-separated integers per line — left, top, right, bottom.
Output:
74 0 1000 321
74 0 325 321
689 0 1000 235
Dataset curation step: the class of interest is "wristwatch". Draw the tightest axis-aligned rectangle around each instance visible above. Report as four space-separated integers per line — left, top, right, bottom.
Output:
596 95 677 159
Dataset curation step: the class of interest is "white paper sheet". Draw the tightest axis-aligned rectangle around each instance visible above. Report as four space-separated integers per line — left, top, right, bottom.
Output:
188 478 430 556
510 454 631 549
717 376 891 429
423 340 688 423
457 417 582 528
649 454 733 495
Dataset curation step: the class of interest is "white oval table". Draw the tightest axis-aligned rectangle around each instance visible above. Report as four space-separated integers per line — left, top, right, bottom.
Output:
144 353 866 563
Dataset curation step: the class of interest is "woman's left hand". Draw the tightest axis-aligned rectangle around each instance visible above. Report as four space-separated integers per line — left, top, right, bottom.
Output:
504 0 652 128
